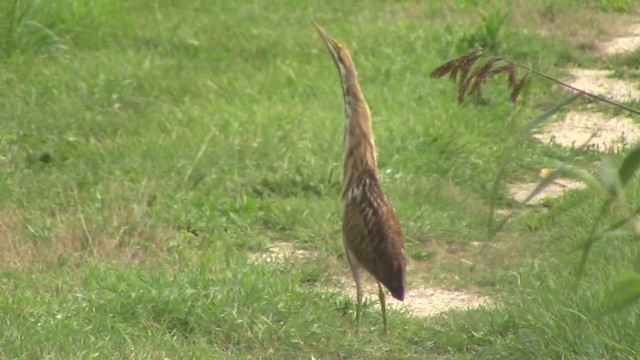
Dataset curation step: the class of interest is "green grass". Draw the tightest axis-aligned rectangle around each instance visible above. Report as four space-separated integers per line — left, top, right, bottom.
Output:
2 0 640 358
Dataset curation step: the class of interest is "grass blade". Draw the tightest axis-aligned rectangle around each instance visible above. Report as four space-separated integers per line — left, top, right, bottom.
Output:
488 95 580 239
552 163 605 196
519 94 580 136
618 144 640 186
183 126 219 189
593 211 640 239
602 274 640 313
576 201 612 283
598 157 624 198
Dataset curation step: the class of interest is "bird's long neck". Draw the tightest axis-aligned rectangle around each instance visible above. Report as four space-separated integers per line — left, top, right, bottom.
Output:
333 49 377 199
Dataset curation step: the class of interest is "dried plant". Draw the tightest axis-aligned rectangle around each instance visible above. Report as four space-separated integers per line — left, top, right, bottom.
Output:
430 48 523 104
431 48 640 116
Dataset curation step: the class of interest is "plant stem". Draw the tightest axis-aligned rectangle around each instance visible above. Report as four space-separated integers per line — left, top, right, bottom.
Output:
503 58 640 117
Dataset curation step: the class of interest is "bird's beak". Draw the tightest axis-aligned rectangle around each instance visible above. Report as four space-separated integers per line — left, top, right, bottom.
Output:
311 21 340 54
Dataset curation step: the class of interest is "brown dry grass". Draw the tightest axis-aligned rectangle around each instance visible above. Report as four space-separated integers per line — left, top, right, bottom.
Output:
430 49 527 104
431 43 640 118
511 3 640 51
0 206 168 271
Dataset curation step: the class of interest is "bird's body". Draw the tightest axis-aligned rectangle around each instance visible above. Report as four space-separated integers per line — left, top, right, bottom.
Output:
313 22 406 332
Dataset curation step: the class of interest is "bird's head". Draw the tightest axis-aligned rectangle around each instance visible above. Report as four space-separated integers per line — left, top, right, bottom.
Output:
312 21 356 80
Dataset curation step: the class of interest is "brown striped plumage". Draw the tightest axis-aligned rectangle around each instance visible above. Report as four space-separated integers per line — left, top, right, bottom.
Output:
313 22 406 332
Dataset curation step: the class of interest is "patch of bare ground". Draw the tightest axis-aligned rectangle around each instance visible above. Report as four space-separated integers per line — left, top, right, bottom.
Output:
507 178 584 205
333 276 491 318
333 239 522 317
599 23 640 55
534 111 640 152
506 16 640 205
249 241 315 263
564 68 640 102
251 241 493 317
401 286 490 317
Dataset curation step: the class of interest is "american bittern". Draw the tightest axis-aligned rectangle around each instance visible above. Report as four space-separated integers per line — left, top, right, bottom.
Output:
312 22 406 332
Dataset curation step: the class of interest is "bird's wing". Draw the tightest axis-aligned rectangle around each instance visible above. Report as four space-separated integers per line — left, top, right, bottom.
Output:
343 171 406 299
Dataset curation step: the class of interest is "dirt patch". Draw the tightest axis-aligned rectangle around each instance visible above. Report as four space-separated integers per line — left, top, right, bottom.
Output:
252 241 490 317
599 24 640 55
534 111 640 152
564 68 640 102
402 286 490 317
517 22 640 204
507 178 584 204
249 241 315 263
335 275 490 318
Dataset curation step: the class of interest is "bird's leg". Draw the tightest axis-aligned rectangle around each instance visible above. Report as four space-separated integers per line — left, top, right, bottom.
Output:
378 282 388 334
355 270 363 325
346 250 364 326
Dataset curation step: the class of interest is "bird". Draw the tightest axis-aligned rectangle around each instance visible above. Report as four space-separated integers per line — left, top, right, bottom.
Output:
312 21 407 333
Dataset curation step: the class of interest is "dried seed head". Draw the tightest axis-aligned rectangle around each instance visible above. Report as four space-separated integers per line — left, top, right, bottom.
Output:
432 51 528 104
